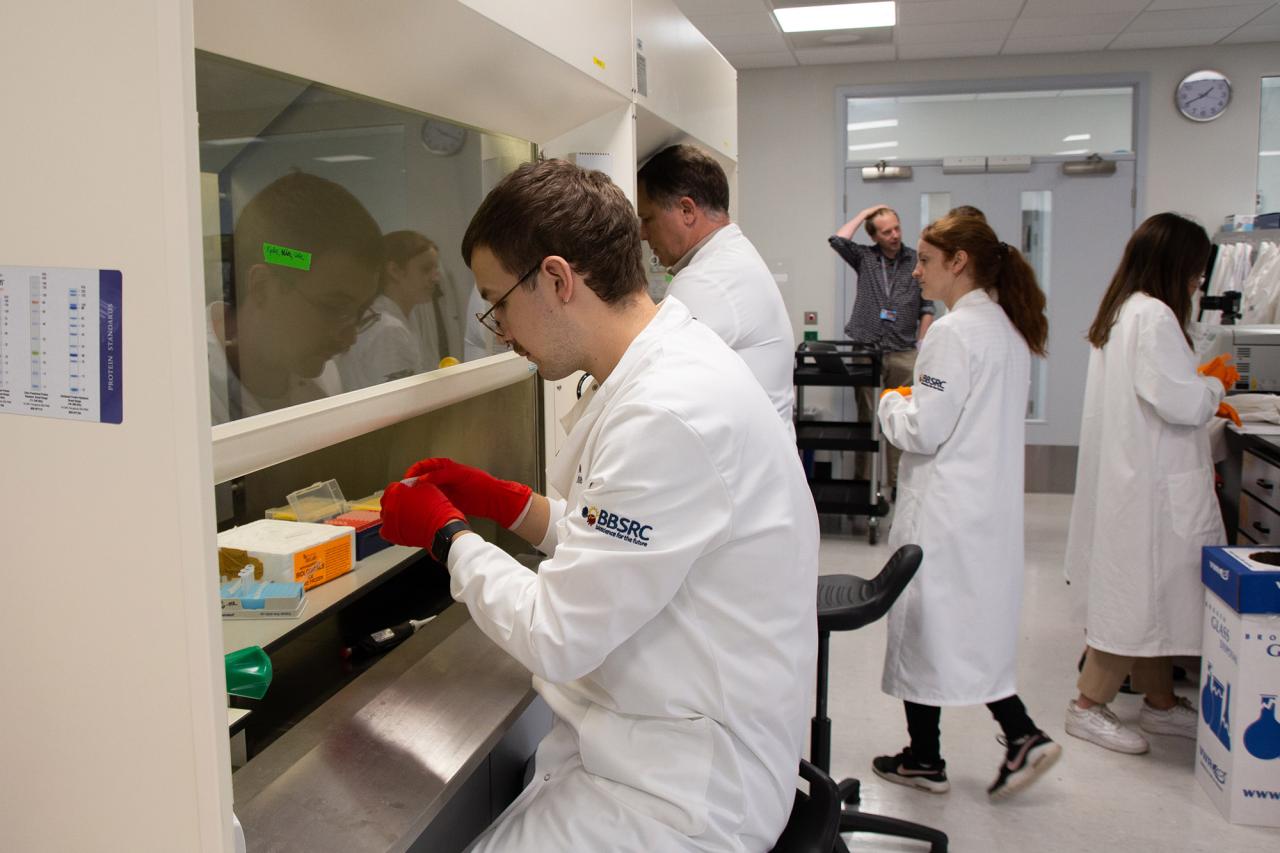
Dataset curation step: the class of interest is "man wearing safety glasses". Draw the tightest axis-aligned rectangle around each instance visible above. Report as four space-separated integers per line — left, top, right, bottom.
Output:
379 160 819 853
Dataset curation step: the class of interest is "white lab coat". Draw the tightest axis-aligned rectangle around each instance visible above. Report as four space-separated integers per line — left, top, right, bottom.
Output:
450 297 818 852
877 288 1029 705
667 224 797 441
1064 293 1224 657
337 294 423 391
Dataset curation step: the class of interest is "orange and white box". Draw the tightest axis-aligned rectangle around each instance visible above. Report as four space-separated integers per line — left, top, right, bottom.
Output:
218 519 355 591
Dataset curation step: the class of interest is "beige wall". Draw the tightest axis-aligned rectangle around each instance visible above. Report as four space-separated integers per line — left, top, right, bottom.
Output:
2 1 231 851
739 43 1280 344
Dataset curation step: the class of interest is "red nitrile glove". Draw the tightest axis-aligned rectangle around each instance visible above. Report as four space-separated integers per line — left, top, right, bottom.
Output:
879 386 912 400
1217 401 1242 428
403 457 533 529
1198 353 1240 391
379 480 466 550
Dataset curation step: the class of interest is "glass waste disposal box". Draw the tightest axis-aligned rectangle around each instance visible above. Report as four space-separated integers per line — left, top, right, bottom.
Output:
1198 547 1280 827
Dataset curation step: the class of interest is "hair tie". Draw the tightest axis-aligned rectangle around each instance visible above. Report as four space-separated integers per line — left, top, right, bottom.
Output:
998 241 1010 257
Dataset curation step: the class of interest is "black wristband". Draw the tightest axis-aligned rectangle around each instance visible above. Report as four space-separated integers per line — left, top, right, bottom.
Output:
432 519 471 564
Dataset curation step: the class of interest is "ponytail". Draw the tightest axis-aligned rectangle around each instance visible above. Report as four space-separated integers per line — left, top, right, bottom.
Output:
995 244 1048 356
920 215 1048 356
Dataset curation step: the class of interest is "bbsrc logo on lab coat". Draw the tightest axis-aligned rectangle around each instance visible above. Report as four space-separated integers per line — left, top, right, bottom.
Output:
583 505 653 547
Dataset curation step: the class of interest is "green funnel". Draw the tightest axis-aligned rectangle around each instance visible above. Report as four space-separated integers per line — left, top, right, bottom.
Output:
225 646 273 700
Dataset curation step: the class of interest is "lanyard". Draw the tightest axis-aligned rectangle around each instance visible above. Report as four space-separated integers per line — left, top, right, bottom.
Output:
878 254 896 299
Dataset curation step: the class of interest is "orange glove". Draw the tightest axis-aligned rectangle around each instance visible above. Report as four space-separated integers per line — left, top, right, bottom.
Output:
1216 401 1242 428
880 386 912 400
1198 354 1240 391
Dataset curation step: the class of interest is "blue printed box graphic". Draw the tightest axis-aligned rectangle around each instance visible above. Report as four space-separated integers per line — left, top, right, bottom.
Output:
1244 694 1280 760
1202 662 1231 750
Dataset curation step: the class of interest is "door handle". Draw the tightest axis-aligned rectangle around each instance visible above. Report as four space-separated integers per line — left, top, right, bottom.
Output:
1257 479 1275 491
1253 521 1272 536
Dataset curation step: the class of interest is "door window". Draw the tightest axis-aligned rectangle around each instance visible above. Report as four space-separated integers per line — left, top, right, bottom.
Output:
846 87 1133 163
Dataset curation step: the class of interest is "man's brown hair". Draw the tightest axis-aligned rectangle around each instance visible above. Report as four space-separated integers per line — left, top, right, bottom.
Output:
864 207 898 238
462 159 646 304
637 144 730 214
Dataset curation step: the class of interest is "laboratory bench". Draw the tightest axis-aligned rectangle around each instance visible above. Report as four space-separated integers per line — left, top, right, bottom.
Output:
227 543 548 853
1219 426 1280 546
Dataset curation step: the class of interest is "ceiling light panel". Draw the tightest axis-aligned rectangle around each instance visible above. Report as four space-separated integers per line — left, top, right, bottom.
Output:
775 2 896 33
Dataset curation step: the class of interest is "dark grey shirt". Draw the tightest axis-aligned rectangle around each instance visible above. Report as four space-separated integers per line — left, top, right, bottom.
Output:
829 236 933 351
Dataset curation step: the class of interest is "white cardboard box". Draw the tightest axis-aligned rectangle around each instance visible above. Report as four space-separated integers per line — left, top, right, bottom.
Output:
1197 547 1280 826
218 519 355 591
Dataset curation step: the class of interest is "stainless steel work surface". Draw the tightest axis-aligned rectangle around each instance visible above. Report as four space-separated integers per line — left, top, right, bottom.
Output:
234 606 536 852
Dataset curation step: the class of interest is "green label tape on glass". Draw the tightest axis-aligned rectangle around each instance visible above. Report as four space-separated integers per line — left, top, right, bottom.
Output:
263 242 312 271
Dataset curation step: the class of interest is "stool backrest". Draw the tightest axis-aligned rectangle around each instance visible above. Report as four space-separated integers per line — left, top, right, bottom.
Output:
817 544 923 633
857 543 922 625
768 760 840 853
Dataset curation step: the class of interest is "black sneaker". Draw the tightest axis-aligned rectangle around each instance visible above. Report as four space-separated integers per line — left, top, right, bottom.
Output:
871 748 949 793
988 731 1062 800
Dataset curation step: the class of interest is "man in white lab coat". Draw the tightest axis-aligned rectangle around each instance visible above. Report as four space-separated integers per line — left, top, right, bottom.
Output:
637 144 796 439
379 160 819 852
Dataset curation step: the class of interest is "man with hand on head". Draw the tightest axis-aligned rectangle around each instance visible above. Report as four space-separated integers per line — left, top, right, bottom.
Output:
638 144 796 439
379 160 819 853
829 204 934 496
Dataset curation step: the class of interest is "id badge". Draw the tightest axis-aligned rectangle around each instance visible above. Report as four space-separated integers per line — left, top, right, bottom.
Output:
879 309 898 322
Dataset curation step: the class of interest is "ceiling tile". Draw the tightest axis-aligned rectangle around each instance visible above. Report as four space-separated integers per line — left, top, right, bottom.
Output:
1146 0 1275 8
704 31 791 53
1022 0 1149 17
794 44 898 65
1002 34 1117 54
1220 22 1280 40
1109 27 1238 48
897 40 1006 59
725 51 800 69
672 0 762 15
1126 5 1270 31
687 11 779 37
1011 12 1139 38
1250 4 1280 24
897 19 1015 44
897 0 1025 25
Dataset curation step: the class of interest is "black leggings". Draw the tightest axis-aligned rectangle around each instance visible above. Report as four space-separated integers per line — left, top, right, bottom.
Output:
903 695 1038 765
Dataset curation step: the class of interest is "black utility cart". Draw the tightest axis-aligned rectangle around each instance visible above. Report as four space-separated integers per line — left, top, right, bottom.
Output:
794 340 890 545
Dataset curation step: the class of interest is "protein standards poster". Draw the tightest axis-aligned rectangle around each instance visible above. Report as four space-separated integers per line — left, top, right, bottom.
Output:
0 265 122 424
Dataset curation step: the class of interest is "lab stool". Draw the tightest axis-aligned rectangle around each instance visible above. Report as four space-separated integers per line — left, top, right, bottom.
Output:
811 544 948 852
768 760 841 853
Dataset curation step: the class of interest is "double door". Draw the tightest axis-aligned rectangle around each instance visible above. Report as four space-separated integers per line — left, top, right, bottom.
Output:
841 158 1136 448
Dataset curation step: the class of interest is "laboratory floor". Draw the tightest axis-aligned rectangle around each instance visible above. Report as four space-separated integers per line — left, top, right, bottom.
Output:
819 493 1278 852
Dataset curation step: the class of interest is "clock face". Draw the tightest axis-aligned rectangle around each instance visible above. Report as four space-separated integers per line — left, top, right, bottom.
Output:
1176 71 1231 122
420 120 467 156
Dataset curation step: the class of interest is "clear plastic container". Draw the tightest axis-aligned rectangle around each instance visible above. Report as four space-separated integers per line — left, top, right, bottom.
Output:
286 479 348 523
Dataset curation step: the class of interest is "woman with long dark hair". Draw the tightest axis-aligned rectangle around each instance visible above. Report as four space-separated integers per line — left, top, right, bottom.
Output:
337 230 444 391
1064 213 1236 754
874 213 1060 800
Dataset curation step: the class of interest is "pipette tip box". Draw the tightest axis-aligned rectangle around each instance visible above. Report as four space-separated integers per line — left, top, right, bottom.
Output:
220 580 306 620
325 510 391 560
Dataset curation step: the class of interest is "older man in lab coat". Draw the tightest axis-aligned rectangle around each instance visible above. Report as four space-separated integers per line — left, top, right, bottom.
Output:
379 160 819 852
637 144 796 440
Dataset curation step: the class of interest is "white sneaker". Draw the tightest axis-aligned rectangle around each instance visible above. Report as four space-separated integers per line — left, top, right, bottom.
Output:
1064 700 1149 754
1139 697 1198 739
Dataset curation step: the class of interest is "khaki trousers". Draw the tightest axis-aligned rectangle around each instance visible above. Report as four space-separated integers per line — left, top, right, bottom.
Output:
855 348 917 491
1078 646 1175 704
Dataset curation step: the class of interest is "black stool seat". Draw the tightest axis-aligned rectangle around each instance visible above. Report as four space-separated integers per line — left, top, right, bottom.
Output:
818 544 921 632
809 544 947 852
